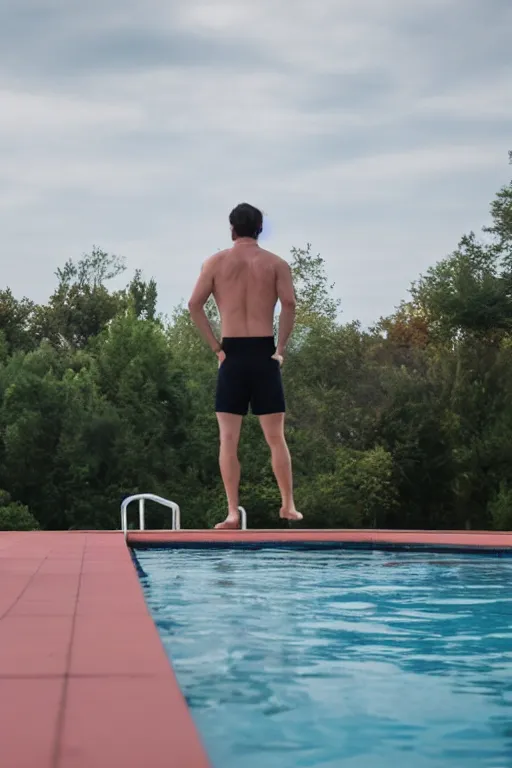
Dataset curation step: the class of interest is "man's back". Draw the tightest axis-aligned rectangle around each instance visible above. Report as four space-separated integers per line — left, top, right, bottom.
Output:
210 238 281 338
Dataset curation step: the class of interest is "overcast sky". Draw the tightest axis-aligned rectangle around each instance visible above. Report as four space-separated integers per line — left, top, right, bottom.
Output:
1 0 511 327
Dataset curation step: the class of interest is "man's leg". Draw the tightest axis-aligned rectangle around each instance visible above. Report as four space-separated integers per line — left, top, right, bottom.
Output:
259 413 302 521
215 412 243 529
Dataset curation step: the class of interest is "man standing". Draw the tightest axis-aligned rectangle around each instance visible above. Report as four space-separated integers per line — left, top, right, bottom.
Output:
188 203 303 529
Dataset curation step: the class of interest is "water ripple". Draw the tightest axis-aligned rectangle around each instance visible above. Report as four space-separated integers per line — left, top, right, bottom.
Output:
137 549 512 768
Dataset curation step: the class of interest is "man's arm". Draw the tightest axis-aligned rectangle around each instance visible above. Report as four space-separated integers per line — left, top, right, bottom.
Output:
187 259 222 353
276 259 297 356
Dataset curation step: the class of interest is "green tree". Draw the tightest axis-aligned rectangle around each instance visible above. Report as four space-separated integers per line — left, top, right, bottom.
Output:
92 311 190 527
31 248 127 349
127 270 158 320
0 343 73 527
0 491 40 531
296 446 396 528
0 289 36 354
489 482 512 531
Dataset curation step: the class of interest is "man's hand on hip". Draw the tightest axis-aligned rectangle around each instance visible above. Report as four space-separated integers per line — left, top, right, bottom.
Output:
271 352 284 367
216 350 226 368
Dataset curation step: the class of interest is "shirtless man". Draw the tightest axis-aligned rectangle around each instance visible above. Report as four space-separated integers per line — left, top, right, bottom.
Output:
188 202 303 529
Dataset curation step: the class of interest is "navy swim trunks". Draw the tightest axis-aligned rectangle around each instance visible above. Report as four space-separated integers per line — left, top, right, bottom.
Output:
215 336 285 416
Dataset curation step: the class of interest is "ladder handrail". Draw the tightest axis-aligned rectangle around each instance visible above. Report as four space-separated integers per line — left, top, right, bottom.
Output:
121 493 180 535
121 495 249 535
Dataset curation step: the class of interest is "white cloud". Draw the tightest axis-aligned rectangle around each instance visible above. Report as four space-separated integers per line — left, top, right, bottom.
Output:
0 89 143 133
414 75 512 120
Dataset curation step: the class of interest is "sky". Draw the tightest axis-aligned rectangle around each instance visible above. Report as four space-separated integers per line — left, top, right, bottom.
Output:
1 0 511 327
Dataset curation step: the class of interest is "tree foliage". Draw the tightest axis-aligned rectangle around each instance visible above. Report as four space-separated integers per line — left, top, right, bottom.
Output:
0 491 40 531
1 156 511 530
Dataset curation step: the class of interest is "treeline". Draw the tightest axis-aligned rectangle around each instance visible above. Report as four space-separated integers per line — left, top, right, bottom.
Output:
1 158 512 531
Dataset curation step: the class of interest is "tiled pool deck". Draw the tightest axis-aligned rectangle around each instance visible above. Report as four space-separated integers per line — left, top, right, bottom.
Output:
1 529 512 767
0 531 210 768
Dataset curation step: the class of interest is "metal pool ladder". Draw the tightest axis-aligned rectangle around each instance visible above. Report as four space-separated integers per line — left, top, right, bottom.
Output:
120 493 181 536
238 506 247 530
120 495 248 536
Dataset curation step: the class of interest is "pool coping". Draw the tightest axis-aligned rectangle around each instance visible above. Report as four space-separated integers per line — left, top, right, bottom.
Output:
127 528 512 553
2 528 512 768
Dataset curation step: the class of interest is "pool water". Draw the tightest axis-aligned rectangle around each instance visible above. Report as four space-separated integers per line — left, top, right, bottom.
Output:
136 548 512 768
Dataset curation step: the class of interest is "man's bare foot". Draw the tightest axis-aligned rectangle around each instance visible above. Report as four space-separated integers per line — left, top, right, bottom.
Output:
279 507 303 522
215 513 240 530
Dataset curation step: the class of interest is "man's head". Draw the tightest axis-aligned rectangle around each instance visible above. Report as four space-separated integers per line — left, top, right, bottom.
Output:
229 203 263 241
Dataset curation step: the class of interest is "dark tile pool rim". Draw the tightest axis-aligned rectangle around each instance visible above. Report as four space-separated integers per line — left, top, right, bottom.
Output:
128 529 512 556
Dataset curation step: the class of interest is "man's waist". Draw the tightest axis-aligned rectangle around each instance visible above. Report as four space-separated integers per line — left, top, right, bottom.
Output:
221 336 276 355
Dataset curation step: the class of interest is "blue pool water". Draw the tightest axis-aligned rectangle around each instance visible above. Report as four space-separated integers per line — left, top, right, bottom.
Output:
136 548 512 768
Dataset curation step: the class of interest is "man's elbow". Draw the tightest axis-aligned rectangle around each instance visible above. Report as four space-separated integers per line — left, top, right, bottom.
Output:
281 297 297 313
187 298 202 315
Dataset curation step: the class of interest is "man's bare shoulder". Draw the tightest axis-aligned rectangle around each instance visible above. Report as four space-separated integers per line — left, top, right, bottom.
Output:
255 246 287 265
260 250 292 277
203 250 229 270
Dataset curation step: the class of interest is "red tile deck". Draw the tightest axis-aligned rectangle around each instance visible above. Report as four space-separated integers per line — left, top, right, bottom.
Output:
1 528 511 768
0 532 211 768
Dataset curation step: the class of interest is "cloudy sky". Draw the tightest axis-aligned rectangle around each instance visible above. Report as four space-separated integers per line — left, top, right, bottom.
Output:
1 0 510 326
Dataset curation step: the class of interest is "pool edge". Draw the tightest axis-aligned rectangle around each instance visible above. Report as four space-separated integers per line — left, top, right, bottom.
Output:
127 528 512 553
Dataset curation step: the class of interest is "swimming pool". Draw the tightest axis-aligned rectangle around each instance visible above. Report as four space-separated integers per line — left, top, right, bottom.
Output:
136 548 512 768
